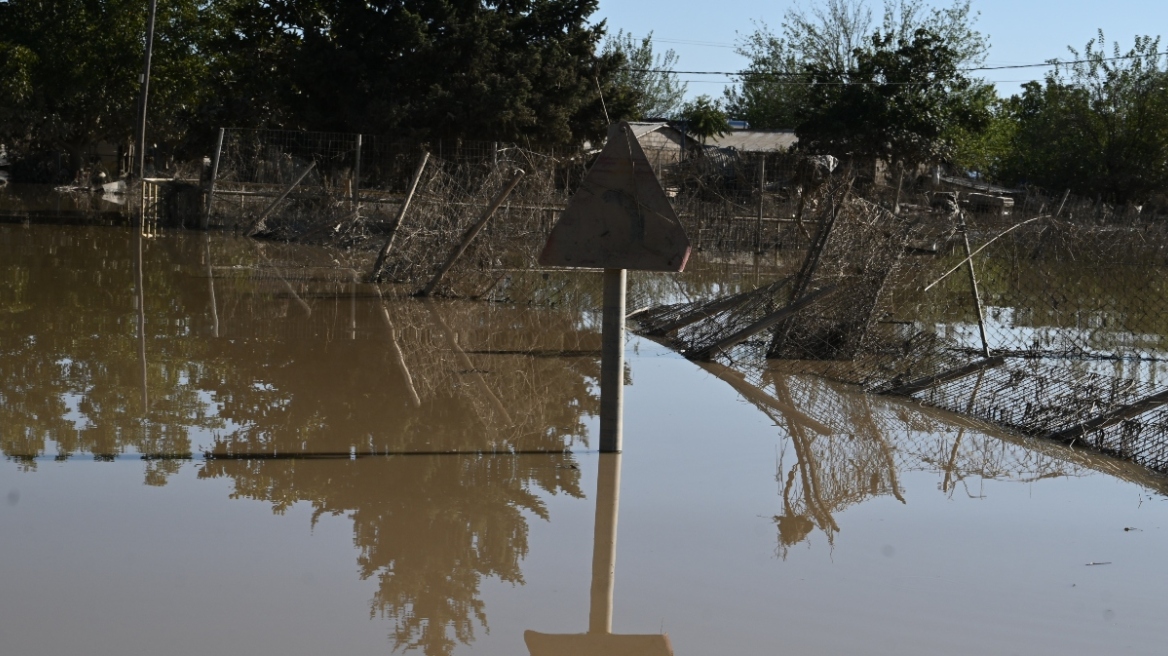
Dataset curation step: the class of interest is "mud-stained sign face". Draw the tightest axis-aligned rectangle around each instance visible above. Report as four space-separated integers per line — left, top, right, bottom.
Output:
539 122 691 272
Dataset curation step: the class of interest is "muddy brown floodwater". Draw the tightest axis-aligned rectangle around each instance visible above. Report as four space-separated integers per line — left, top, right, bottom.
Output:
2 223 1167 655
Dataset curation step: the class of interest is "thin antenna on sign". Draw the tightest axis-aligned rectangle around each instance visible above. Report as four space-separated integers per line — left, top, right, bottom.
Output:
595 77 611 124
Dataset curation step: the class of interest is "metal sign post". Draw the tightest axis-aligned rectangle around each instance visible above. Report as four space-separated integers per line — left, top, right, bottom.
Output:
529 120 688 654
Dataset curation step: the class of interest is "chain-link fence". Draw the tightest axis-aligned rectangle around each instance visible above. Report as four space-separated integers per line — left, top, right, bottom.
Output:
195 127 1168 474
201 129 828 294
630 182 1168 475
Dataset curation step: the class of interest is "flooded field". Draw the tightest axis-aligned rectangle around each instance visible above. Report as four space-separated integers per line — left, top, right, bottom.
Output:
3 223 1168 655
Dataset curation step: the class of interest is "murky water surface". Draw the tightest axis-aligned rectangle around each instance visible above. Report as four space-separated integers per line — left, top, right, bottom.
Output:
3 224 1167 655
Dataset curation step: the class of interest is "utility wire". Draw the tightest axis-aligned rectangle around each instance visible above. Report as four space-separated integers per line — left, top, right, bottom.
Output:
630 49 1168 77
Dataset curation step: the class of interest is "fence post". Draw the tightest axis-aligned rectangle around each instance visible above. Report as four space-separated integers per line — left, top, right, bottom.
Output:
756 155 766 254
416 169 525 297
958 211 992 358
245 161 317 237
352 134 362 212
202 128 224 230
371 151 430 282
1055 189 1071 218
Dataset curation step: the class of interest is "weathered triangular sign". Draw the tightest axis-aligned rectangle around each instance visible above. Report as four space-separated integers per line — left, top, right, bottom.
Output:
539 122 690 271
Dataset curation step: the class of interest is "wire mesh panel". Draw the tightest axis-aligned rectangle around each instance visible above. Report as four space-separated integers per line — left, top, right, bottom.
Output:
632 180 924 371
768 189 922 361
372 146 581 297
630 178 1168 475
206 129 360 237
957 221 1168 361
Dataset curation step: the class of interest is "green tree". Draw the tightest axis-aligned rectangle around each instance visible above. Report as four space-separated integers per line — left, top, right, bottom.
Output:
601 30 688 119
678 95 731 144
946 88 1016 178
795 28 991 171
996 33 1168 204
0 0 218 178
0 0 625 170
726 0 987 129
207 0 624 146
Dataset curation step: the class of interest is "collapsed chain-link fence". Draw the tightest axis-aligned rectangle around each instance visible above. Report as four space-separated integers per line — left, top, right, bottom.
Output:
195 127 1168 475
630 183 1168 475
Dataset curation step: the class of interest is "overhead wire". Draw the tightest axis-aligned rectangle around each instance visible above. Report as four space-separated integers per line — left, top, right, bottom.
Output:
629 49 1168 78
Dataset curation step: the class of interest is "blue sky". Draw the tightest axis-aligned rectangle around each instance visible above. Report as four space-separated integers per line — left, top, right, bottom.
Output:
594 0 1168 98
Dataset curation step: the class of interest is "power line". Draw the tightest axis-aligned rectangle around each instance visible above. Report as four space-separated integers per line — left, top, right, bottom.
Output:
678 79 997 87
630 49 1168 78
650 37 736 50
972 51 1168 71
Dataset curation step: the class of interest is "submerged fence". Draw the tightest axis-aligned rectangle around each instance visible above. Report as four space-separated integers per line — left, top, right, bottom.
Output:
200 128 822 291
630 185 1168 475
196 127 1168 476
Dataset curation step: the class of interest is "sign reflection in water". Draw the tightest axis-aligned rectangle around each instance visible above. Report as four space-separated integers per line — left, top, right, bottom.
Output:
525 453 674 656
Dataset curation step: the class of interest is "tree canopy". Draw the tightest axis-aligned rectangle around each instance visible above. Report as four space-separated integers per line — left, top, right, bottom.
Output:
726 0 987 131
678 95 731 144
216 0 623 145
601 30 687 120
0 0 215 172
796 28 991 170
994 33 1168 204
0 0 626 179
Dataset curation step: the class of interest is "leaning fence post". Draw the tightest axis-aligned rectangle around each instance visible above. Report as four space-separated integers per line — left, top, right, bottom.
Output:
371 151 429 282
202 128 224 230
416 169 525 297
1055 189 1071 218
958 210 992 358
245 161 316 237
352 134 363 212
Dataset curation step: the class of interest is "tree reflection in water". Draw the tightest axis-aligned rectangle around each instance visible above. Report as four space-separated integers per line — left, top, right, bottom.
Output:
202 455 581 655
11 226 1161 652
0 225 605 655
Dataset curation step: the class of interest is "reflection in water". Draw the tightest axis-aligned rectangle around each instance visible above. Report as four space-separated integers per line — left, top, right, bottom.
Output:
0 225 603 655
524 454 674 656
6 225 1168 654
0 225 602 466
202 455 581 655
722 362 1168 557
770 371 902 555
2 226 208 472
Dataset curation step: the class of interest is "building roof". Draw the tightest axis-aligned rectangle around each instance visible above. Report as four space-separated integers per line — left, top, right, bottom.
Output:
625 121 676 140
706 129 798 152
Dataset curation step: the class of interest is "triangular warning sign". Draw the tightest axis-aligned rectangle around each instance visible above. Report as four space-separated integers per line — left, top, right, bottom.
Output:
539 122 690 272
